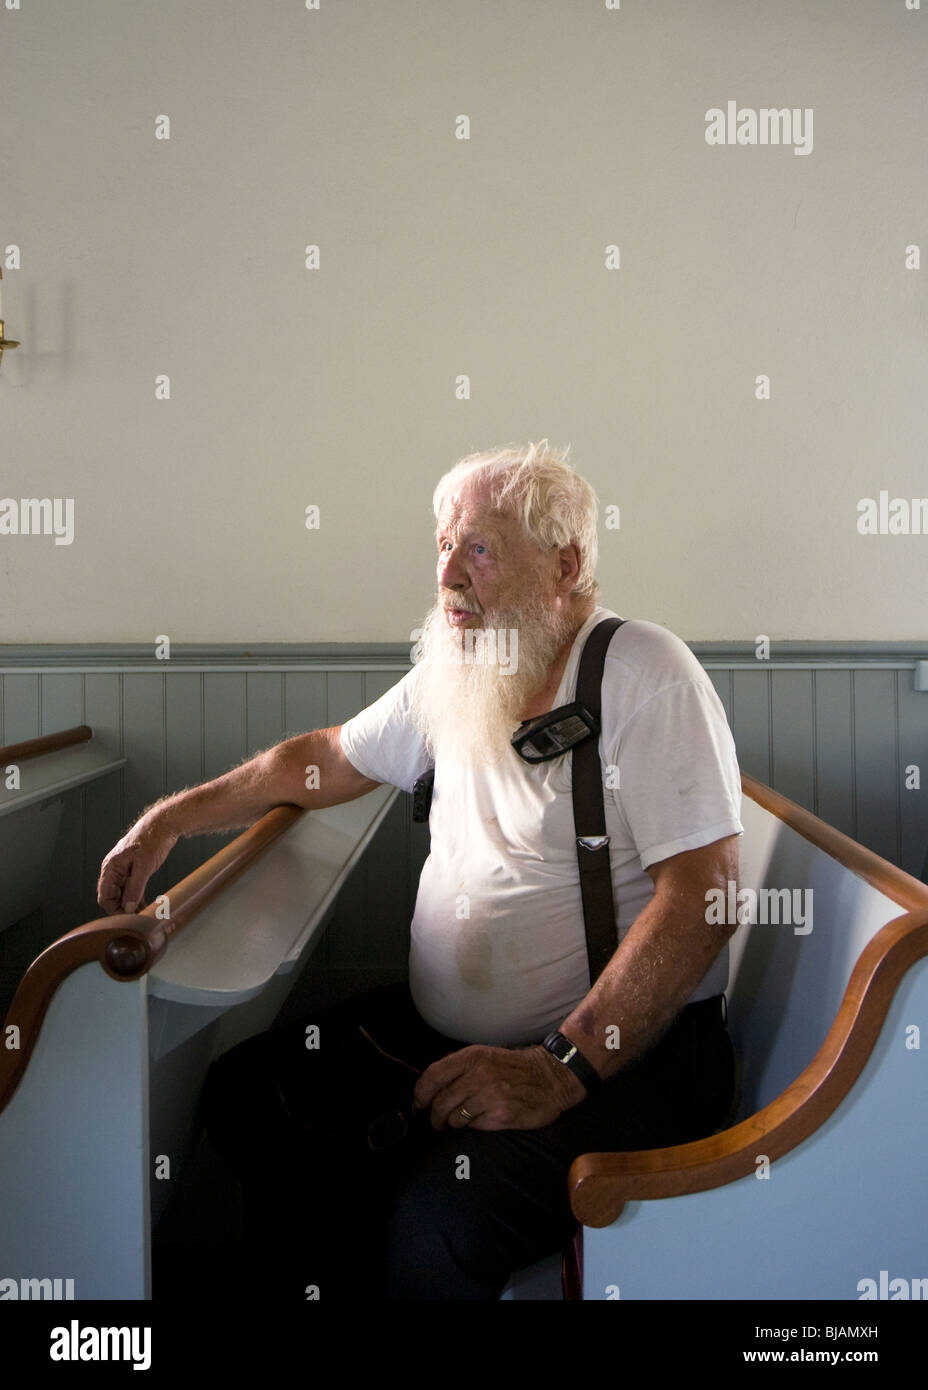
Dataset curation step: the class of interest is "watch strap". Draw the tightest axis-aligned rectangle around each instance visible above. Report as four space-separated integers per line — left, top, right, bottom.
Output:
542 1030 602 1093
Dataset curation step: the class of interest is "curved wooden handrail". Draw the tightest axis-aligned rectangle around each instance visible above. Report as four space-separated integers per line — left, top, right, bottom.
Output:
570 906 928 1226
0 915 170 1119
135 803 305 931
0 724 92 764
569 774 928 1227
0 801 306 1118
742 771 928 912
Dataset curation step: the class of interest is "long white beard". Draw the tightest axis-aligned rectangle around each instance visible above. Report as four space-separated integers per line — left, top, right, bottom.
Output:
409 592 577 767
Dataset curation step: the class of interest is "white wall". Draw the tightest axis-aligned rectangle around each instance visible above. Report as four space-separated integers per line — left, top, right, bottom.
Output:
1 0 925 642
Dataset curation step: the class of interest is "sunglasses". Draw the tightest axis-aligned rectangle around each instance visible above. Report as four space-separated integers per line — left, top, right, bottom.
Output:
358 1024 430 1150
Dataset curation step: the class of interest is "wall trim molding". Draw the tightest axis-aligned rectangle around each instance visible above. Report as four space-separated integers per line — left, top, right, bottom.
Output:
0 641 925 672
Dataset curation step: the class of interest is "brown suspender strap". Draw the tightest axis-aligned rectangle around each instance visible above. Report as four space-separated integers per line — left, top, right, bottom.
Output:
572 616 625 985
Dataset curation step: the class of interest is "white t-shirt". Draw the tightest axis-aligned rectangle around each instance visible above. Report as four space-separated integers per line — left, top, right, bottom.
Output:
339 606 743 1045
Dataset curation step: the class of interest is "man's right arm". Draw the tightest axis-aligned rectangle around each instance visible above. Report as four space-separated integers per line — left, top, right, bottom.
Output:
96 726 380 915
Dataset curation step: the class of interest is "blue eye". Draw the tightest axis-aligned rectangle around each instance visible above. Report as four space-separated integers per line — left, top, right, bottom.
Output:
437 540 487 557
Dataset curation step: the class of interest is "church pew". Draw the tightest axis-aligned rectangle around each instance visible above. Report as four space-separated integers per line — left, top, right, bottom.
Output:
4 760 922 1301
0 783 397 1299
569 772 928 1301
0 726 125 933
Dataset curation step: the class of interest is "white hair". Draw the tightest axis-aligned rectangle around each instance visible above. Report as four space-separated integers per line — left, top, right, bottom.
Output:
431 439 600 599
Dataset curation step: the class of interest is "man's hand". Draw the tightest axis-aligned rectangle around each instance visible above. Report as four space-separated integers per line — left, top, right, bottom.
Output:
413 1043 587 1132
97 815 178 915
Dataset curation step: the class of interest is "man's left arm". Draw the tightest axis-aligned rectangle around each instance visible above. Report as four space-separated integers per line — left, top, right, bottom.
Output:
414 833 739 1130
557 831 739 1085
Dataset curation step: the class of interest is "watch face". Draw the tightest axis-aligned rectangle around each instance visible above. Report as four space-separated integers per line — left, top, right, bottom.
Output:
546 1032 576 1063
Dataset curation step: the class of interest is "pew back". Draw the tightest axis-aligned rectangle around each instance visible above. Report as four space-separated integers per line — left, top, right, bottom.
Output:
730 794 905 1115
0 784 397 1299
571 775 928 1300
0 726 125 933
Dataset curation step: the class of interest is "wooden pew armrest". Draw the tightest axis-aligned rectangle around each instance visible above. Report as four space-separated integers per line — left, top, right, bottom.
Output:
569 905 928 1227
0 783 396 1113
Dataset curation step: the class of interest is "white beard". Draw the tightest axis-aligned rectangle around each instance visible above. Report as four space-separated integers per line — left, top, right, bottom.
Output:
409 590 578 767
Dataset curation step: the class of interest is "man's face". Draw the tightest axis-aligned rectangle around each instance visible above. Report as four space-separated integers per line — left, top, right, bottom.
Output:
409 481 580 765
434 485 557 632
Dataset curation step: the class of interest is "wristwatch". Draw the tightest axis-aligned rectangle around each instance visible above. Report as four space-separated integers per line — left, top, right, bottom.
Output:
541 1030 602 1094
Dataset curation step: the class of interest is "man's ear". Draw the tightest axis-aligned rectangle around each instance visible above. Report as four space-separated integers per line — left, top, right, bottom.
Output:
556 542 582 594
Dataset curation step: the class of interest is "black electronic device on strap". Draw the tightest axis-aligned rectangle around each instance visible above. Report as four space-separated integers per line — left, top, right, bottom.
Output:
412 766 434 823
510 701 599 764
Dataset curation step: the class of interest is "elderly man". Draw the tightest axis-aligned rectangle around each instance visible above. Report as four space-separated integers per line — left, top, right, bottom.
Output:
98 441 742 1301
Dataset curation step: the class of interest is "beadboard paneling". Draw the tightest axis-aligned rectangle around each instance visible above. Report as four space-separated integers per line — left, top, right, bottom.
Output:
1 647 926 1007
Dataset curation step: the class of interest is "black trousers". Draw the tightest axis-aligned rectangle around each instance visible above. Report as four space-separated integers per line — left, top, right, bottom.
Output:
200 982 735 1301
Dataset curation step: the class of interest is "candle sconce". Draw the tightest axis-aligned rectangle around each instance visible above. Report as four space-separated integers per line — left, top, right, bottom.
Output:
0 269 19 370
0 324 20 369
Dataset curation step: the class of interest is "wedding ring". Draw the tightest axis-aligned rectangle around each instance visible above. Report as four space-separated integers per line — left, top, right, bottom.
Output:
457 1104 475 1125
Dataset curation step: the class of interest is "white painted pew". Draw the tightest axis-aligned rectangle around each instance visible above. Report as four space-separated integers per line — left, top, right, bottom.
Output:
570 773 928 1301
0 784 397 1300
4 764 922 1302
0 726 125 932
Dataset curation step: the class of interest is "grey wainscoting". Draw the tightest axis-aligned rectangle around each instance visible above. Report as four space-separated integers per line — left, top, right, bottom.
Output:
699 648 928 879
0 649 425 1013
1 643 926 1012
